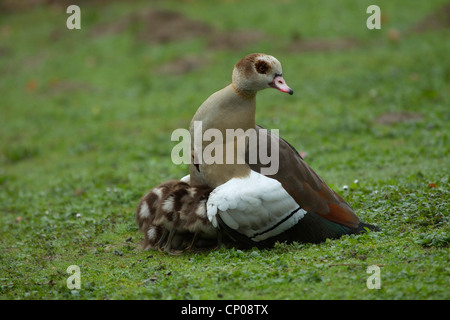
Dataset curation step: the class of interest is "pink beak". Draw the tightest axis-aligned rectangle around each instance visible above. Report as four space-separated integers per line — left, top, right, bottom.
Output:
269 75 293 95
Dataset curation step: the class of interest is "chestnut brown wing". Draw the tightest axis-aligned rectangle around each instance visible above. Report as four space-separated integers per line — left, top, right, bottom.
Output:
247 125 361 229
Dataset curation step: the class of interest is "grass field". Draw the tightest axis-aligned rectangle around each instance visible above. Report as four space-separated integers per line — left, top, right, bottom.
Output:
0 0 449 300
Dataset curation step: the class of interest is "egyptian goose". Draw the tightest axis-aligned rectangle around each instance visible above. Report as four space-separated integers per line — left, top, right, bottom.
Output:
188 53 378 248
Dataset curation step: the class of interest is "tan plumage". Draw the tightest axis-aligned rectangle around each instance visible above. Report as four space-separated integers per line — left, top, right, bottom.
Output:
189 53 289 188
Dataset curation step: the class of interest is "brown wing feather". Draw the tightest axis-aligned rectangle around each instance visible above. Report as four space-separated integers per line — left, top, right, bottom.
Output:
247 126 360 229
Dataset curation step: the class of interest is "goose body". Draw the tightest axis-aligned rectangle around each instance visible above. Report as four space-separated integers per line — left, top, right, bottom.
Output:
188 53 378 247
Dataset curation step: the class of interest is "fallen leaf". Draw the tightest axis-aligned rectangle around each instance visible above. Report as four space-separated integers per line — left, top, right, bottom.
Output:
26 79 37 92
74 188 84 196
388 28 401 42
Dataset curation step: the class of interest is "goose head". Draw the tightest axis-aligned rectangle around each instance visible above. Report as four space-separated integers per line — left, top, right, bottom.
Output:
232 53 293 96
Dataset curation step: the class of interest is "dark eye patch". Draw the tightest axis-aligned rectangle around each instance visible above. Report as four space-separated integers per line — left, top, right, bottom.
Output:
255 60 270 74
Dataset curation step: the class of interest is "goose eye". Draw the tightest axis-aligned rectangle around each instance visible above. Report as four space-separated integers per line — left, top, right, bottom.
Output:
255 61 269 74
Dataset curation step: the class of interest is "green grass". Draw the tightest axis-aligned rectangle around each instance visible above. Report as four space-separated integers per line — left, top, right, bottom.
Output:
0 0 449 300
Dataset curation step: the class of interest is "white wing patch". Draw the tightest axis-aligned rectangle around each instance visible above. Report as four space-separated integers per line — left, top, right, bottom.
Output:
161 196 175 212
147 226 158 241
207 170 306 242
180 174 191 183
139 201 150 218
195 200 207 218
151 187 163 200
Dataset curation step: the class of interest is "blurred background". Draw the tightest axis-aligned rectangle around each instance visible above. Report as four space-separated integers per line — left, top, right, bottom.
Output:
1 0 448 195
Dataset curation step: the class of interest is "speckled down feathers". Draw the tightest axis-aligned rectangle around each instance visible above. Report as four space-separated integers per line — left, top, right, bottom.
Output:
136 180 218 252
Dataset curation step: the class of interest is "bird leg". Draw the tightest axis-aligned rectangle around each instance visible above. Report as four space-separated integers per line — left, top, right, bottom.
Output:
157 229 168 251
186 232 199 251
215 229 224 249
164 229 184 255
163 228 175 253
